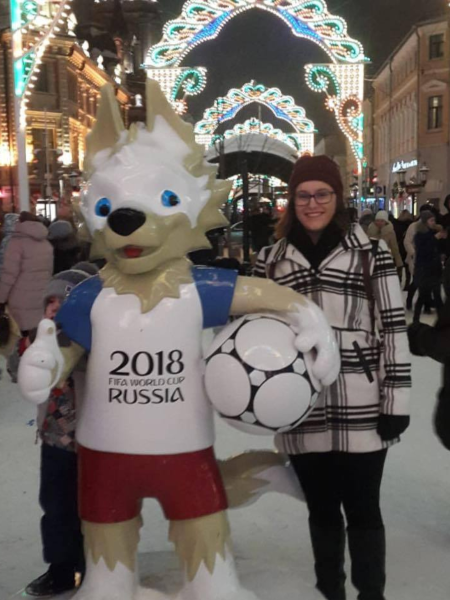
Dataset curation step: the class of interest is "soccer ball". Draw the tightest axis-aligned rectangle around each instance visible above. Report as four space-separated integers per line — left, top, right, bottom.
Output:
204 313 321 436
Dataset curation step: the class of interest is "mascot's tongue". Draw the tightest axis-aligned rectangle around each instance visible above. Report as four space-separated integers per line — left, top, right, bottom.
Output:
124 246 143 259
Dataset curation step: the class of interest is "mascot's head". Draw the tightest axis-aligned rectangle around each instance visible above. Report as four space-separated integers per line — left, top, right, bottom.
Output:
80 79 230 276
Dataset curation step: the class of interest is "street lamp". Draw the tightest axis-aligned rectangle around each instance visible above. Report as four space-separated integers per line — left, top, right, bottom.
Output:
68 171 81 191
419 163 430 186
396 168 407 188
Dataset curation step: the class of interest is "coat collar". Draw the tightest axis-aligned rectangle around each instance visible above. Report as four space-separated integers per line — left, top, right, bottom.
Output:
266 223 373 269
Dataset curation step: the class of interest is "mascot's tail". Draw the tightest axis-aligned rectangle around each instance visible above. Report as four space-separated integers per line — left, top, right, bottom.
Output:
218 450 305 509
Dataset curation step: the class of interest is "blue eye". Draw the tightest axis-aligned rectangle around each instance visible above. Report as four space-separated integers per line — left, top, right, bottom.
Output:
161 190 181 208
95 197 112 217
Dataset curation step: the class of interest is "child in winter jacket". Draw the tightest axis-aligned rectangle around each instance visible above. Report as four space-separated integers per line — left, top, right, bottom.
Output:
11 263 98 597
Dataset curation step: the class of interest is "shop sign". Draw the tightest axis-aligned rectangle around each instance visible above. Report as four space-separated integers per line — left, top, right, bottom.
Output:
392 159 418 173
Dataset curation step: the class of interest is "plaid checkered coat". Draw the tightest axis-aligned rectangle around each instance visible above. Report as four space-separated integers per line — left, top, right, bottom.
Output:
254 224 411 454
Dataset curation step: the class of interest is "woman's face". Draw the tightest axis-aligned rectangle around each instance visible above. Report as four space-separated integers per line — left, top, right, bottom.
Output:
427 217 436 229
294 180 337 234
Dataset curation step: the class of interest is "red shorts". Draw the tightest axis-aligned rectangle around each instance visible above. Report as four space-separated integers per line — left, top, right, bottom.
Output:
78 445 228 523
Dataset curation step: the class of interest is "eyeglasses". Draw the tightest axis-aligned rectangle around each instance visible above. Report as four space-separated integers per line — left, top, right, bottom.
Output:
294 191 335 206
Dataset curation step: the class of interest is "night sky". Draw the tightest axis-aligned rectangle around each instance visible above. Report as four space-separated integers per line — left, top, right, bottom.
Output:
159 0 446 137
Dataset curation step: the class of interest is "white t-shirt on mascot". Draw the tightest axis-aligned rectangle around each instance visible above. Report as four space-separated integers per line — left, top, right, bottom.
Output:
56 266 237 455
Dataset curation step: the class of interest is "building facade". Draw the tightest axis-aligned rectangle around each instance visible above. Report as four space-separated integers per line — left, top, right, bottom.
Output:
0 32 131 214
371 16 450 215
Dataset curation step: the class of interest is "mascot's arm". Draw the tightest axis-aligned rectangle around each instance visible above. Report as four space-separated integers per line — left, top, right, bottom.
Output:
230 276 340 387
18 319 85 404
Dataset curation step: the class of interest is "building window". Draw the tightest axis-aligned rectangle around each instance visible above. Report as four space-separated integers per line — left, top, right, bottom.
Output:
428 96 443 129
35 64 50 93
67 71 78 103
429 34 445 59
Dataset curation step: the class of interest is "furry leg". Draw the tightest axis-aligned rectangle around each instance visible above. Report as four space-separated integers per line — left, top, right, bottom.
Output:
72 516 168 600
170 511 260 600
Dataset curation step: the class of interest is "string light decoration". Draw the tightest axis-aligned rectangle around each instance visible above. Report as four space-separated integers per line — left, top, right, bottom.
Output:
145 0 366 69
10 0 74 209
305 63 364 169
194 81 315 148
213 117 314 156
147 66 207 115
144 0 366 173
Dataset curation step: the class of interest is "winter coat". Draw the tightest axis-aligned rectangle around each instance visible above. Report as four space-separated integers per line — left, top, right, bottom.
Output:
0 221 53 331
254 223 411 455
394 218 413 262
48 220 81 274
408 296 450 450
0 214 19 274
367 221 403 268
404 221 419 275
413 224 442 289
359 213 375 234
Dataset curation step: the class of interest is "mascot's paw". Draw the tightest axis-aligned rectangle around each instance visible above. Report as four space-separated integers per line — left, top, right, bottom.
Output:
71 586 170 600
174 589 260 600
135 587 172 600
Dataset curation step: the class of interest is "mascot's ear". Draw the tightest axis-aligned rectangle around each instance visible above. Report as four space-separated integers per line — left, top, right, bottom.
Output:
84 84 125 176
146 78 196 147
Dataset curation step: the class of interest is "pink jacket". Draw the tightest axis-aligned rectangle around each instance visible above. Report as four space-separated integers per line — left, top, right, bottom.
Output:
0 221 53 331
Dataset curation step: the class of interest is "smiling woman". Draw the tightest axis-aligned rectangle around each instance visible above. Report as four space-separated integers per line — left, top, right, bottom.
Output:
254 154 411 600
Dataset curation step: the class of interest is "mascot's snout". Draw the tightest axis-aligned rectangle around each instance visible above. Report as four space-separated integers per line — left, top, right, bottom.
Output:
108 208 146 236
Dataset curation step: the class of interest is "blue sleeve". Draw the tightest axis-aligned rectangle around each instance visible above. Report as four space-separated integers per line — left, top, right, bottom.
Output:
192 266 238 329
56 275 103 352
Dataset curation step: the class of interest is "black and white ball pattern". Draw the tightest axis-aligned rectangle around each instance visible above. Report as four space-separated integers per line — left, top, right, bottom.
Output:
204 314 321 436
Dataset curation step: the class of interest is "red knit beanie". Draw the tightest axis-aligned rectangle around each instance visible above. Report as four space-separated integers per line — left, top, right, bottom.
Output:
288 155 344 203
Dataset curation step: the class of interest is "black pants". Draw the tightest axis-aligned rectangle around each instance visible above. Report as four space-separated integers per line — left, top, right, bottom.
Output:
40 444 84 573
289 450 387 530
413 285 443 323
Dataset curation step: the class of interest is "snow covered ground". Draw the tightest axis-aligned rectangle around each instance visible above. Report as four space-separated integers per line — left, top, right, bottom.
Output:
1 334 450 600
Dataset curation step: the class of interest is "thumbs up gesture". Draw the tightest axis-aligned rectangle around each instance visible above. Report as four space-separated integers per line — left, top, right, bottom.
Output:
18 319 65 404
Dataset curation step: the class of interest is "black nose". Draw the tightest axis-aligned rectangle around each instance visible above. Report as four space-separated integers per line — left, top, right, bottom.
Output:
107 209 146 236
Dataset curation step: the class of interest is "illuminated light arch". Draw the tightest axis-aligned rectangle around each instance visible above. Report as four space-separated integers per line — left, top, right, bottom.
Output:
146 0 366 172
194 82 315 152
215 118 314 156
145 0 366 69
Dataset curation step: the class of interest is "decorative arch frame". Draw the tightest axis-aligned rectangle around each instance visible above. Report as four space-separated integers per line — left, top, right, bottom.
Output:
194 82 315 155
217 118 314 156
146 0 367 171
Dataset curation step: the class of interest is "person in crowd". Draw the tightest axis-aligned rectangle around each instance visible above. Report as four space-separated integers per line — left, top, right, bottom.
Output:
413 210 445 323
9 263 98 597
368 211 403 277
0 211 53 335
408 261 450 451
359 208 374 234
347 207 358 224
254 154 411 600
0 213 19 275
48 219 81 274
249 205 274 252
404 204 436 311
394 210 413 290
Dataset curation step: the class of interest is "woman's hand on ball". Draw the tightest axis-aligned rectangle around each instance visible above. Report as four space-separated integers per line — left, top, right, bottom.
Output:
288 300 340 387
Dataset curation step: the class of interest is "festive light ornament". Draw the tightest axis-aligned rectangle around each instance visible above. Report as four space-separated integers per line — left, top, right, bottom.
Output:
144 0 366 172
214 118 314 156
305 63 364 170
194 81 316 148
145 0 367 69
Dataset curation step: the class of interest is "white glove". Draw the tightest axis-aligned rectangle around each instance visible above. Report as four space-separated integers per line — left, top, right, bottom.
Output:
287 298 340 387
18 319 64 404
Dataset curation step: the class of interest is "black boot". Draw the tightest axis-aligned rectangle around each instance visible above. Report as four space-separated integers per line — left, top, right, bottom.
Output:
25 564 79 597
309 522 347 600
347 526 386 600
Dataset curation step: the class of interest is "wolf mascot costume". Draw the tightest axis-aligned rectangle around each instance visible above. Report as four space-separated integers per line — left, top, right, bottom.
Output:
18 80 340 600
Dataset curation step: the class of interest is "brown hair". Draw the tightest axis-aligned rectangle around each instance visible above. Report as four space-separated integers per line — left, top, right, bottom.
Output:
275 192 350 240
19 211 40 223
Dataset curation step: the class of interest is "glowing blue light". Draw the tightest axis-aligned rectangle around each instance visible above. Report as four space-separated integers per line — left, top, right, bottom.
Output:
189 11 232 46
278 9 321 41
